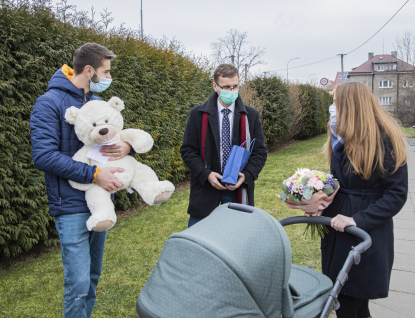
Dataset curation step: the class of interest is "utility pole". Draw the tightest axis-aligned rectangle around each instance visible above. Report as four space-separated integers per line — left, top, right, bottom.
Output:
244 64 248 82
140 0 143 38
337 54 347 82
231 55 235 66
287 57 300 82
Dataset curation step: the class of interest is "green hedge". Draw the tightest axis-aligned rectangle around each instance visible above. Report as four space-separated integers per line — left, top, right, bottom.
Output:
248 77 292 146
0 1 211 257
241 77 332 145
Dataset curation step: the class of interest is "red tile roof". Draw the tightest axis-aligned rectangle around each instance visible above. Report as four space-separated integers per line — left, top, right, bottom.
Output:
349 54 414 74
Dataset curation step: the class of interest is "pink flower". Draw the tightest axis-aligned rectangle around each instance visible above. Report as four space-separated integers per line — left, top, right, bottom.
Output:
307 178 325 190
306 172 315 179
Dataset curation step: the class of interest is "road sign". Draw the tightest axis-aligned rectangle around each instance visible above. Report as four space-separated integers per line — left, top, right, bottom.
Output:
320 78 329 86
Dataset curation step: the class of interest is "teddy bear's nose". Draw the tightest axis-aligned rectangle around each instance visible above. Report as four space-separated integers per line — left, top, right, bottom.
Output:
99 128 109 135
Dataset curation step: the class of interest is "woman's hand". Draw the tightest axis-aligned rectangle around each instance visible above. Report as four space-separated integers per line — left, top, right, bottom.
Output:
331 214 356 232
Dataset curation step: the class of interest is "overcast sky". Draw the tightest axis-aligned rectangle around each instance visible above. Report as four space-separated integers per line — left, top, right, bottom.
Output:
56 0 414 84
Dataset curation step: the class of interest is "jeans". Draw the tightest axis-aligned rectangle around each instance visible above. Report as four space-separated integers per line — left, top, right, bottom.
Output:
188 190 233 227
55 213 107 318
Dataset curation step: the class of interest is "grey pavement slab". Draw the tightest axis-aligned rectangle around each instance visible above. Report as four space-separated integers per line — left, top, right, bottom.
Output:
393 218 415 229
393 252 415 272
394 239 415 255
370 291 414 318
394 227 415 240
388 269 415 294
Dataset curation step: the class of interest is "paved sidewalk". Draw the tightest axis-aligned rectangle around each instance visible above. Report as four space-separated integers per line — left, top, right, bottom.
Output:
329 137 415 318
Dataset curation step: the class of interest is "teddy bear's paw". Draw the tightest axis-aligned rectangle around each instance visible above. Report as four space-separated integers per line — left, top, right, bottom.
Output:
92 220 115 232
153 191 174 205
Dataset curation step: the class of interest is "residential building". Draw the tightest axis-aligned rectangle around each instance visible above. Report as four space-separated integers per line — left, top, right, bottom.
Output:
347 52 414 114
330 71 351 96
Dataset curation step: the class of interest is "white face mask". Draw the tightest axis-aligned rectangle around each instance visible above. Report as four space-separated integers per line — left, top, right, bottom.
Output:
329 104 336 125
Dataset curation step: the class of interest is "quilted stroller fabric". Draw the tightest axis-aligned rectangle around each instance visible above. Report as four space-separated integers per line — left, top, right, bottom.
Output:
137 204 333 318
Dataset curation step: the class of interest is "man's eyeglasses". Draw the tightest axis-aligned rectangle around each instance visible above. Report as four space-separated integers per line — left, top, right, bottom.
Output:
215 83 240 91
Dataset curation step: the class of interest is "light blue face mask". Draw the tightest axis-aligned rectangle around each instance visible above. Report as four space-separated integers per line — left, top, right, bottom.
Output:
89 68 112 93
219 89 239 105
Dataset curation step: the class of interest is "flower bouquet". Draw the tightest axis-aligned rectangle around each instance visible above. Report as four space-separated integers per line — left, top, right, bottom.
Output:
279 168 340 239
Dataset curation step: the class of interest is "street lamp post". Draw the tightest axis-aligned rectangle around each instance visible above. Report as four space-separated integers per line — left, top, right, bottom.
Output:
140 0 143 38
287 57 300 82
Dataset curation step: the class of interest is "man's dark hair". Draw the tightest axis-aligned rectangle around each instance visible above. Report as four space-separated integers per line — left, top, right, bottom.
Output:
73 43 116 74
213 64 239 83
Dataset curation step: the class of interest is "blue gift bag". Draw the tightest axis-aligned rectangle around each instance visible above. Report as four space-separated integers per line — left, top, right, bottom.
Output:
222 139 256 185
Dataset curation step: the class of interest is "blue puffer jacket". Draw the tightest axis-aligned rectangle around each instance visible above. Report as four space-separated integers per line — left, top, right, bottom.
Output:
30 65 101 217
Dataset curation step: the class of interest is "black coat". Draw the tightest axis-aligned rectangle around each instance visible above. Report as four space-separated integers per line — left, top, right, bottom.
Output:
180 92 267 218
322 140 408 299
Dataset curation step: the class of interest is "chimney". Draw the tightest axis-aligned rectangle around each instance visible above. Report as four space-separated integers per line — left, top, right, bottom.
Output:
368 52 374 60
391 51 397 58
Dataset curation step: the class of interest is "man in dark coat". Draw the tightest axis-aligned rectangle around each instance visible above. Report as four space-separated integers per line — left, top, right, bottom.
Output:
180 64 267 227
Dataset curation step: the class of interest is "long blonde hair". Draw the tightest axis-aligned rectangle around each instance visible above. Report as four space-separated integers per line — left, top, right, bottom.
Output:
325 82 407 180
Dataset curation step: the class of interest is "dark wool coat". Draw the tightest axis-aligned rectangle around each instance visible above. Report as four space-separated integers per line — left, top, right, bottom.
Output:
180 92 268 218
321 140 408 299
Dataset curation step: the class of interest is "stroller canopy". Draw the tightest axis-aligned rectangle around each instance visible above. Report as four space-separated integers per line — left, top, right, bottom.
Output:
137 204 333 318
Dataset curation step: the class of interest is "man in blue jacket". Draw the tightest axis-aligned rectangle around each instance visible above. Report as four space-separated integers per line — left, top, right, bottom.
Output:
30 43 130 318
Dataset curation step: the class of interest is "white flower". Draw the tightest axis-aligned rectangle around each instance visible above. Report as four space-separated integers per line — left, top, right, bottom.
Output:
296 168 311 176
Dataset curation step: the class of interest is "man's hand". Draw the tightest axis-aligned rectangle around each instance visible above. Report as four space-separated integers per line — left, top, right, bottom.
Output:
226 173 245 191
331 214 356 232
94 167 124 192
208 172 227 190
100 141 131 161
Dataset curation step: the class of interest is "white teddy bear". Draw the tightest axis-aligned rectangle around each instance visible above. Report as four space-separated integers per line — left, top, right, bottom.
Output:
64 96 175 232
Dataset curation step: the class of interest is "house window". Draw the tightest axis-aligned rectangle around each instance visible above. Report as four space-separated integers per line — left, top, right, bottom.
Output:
377 65 384 71
403 80 414 88
385 64 394 71
379 97 392 105
379 80 393 88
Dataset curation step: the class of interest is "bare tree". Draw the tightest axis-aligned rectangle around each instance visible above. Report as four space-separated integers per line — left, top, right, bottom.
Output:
210 29 266 81
55 0 75 23
394 31 415 126
100 7 114 32
394 30 415 66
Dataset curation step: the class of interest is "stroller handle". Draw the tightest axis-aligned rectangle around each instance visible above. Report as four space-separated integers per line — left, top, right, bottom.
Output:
279 216 371 252
279 216 372 318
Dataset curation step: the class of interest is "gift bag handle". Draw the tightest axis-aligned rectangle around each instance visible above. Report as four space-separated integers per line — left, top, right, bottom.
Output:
249 138 256 153
240 138 250 148
239 138 256 153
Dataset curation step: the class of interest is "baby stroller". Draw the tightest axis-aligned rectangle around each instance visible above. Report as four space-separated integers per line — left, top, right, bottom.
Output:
136 203 371 318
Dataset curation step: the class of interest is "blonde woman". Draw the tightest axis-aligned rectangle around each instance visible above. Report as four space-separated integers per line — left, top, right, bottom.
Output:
321 82 408 318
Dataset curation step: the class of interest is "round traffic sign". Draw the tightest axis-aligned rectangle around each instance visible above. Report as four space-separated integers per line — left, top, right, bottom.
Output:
320 78 328 86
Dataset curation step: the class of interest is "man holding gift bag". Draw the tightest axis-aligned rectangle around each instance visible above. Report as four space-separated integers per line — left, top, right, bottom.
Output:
180 64 267 227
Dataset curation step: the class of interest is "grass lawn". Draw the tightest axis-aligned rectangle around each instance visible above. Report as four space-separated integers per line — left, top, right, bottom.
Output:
0 135 329 317
402 127 415 137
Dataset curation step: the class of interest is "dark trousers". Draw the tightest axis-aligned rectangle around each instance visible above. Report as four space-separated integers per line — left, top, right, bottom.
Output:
188 190 233 227
336 294 370 318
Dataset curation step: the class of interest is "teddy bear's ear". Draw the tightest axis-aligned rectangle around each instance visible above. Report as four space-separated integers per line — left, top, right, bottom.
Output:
108 97 125 112
65 106 79 125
